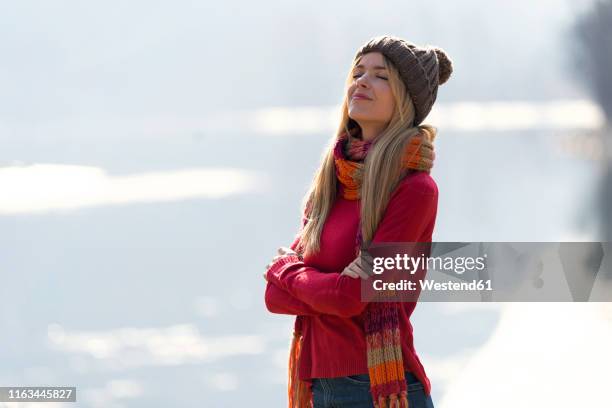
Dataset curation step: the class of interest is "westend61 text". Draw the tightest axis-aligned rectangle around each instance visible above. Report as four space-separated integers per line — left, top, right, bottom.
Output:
372 279 493 291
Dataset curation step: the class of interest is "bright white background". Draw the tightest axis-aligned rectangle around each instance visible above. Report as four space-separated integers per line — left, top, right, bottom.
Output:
1 0 610 407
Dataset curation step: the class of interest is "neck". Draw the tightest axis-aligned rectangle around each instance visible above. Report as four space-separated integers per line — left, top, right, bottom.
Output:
356 121 387 142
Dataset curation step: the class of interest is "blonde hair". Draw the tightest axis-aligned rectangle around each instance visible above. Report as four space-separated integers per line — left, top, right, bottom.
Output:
297 53 437 259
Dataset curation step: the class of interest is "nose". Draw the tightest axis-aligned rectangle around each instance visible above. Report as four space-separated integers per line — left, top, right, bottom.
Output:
355 74 370 87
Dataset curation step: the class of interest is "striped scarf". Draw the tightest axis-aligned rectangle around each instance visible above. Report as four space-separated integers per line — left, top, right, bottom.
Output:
288 126 435 408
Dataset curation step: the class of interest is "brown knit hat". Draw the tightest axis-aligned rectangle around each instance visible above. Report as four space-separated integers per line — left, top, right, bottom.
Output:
353 35 453 126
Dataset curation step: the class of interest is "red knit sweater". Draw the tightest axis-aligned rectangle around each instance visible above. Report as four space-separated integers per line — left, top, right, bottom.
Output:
264 171 438 396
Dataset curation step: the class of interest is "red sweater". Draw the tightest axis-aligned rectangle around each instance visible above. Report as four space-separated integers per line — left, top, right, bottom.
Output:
264 171 439 396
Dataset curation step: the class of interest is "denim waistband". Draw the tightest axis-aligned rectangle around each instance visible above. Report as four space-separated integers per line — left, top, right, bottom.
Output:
404 371 420 384
314 371 421 384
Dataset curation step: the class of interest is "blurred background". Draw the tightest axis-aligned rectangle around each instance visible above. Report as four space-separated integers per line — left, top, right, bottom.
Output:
1 0 611 407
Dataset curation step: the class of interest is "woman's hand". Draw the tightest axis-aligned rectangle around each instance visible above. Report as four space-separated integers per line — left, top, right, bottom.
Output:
340 250 374 280
263 247 299 281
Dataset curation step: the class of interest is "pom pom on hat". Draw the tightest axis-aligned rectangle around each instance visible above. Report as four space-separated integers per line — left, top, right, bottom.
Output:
432 47 453 85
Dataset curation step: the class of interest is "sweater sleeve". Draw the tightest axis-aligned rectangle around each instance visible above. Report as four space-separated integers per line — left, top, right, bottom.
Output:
263 234 320 316
264 281 320 316
265 173 439 318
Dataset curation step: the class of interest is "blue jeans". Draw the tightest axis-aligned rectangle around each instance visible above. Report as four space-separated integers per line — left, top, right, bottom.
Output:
311 371 434 408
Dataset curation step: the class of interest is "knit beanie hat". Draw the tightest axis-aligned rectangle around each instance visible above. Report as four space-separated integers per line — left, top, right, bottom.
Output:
353 35 453 126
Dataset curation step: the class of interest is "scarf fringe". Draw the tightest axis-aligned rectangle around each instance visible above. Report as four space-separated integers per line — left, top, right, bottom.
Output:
288 330 312 408
374 391 409 408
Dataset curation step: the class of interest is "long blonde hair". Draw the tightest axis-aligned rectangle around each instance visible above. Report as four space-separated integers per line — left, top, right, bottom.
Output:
297 53 437 259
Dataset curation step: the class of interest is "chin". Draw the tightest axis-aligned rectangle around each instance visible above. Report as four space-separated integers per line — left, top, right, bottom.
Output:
350 114 380 123
348 111 372 121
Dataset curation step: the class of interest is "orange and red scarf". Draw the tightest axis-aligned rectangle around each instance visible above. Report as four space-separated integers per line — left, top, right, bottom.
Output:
289 126 435 408
334 126 435 200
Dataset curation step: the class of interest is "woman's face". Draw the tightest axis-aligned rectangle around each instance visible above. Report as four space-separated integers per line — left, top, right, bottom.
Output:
347 52 396 128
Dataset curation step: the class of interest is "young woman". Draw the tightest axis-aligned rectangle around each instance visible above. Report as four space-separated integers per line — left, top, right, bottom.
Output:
264 35 453 408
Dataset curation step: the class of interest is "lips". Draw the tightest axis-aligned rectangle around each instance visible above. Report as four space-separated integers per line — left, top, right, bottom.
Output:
352 93 372 100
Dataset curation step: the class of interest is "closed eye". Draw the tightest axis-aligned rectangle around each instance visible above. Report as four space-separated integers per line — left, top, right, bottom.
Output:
353 74 388 80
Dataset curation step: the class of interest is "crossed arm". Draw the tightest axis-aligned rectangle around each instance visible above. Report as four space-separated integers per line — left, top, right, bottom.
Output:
264 175 438 318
